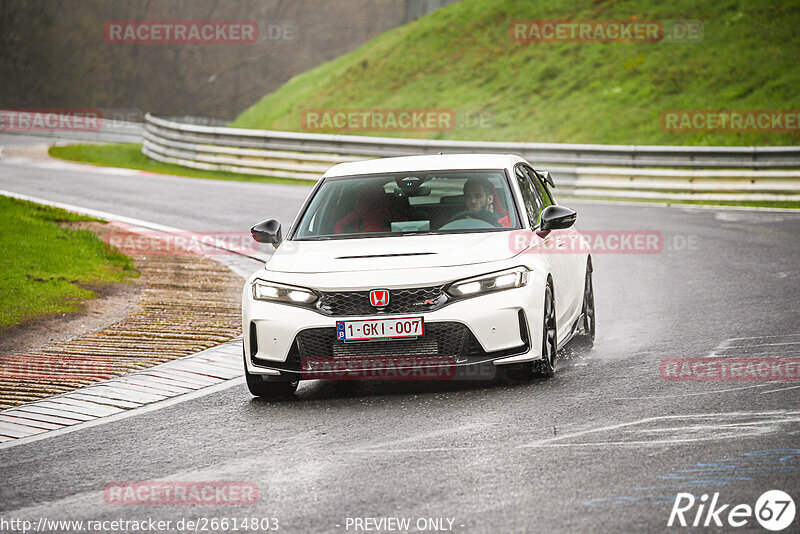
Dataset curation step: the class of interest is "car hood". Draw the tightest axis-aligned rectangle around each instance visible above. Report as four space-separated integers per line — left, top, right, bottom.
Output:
265 232 520 273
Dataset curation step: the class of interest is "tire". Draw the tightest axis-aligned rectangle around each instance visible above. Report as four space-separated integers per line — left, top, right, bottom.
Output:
575 258 595 346
534 279 557 378
243 349 298 398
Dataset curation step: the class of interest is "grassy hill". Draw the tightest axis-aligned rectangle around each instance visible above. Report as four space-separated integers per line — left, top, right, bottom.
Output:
231 0 800 146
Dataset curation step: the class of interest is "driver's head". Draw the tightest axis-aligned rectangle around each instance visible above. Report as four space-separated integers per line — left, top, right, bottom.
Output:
463 178 494 213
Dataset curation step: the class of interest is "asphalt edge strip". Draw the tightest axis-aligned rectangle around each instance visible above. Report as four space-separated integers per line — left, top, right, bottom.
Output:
0 339 245 450
0 189 261 447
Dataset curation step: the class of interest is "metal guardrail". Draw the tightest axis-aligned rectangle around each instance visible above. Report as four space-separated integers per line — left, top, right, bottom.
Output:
144 113 800 169
139 113 800 200
4 110 796 201
0 110 144 144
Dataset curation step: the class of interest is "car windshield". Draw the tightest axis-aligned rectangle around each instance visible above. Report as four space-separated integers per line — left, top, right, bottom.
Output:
293 170 520 240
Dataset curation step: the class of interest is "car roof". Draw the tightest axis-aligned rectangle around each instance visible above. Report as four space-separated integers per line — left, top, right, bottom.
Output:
322 154 526 178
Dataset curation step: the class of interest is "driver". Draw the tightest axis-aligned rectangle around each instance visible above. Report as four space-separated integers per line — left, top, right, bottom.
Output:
463 177 511 227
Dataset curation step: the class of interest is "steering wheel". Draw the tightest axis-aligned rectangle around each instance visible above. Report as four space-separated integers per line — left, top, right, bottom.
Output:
446 209 502 228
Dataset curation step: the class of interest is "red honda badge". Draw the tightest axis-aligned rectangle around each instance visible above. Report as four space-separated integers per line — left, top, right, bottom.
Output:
369 289 390 307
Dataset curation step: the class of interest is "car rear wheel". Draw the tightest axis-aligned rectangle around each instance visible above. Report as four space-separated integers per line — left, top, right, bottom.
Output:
574 258 595 348
582 258 595 342
243 349 298 398
534 280 557 378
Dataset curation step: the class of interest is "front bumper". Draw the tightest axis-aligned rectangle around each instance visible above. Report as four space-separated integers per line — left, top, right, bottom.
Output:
242 276 547 378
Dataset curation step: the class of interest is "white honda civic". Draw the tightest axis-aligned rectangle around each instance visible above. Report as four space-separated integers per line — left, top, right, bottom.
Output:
242 154 594 397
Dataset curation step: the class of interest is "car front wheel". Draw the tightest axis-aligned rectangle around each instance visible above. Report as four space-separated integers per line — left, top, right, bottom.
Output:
534 279 557 378
243 350 298 398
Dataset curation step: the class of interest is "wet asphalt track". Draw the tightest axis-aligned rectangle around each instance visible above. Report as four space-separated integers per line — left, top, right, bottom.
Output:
1 146 800 533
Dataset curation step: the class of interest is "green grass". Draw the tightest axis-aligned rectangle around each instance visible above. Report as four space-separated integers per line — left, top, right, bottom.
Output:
232 0 800 146
0 196 138 331
48 144 315 186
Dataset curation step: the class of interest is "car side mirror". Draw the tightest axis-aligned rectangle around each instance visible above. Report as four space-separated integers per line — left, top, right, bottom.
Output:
251 219 282 248
540 205 576 231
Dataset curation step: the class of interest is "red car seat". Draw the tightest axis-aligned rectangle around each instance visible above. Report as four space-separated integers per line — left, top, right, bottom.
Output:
489 183 509 218
335 184 393 234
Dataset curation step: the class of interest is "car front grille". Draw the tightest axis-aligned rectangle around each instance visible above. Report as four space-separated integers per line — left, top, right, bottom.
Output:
315 285 448 316
247 313 531 374
295 322 468 361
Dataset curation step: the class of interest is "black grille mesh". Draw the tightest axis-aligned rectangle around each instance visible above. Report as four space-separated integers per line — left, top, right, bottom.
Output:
296 322 468 361
316 286 447 316
252 319 530 374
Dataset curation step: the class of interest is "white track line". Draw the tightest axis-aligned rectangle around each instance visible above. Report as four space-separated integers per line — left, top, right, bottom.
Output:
0 188 271 264
0 188 181 233
714 345 800 350
760 384 800 395
726 333 800 342
519 410 800 448
612 383 769 400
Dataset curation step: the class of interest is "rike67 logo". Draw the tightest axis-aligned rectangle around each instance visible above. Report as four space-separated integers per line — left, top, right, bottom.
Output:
668 490 795 531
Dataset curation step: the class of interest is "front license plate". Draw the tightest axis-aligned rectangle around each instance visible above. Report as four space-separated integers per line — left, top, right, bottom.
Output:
336 317 424 341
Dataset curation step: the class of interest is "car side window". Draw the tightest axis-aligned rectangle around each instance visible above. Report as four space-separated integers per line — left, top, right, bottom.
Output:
514 166 542 227
524 165 553 209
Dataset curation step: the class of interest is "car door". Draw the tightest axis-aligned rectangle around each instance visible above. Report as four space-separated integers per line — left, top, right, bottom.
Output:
517 164 576 334
514 164 564 321
524 164 585 333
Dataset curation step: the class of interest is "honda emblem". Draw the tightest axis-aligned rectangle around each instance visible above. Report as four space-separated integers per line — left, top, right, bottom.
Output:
369 289 390 307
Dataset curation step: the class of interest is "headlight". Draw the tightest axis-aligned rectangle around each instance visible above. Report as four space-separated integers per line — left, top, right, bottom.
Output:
446 267 529 298
252 279 318 305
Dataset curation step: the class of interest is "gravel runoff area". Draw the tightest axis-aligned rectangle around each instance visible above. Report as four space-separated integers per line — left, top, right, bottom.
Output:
0 221 244 410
